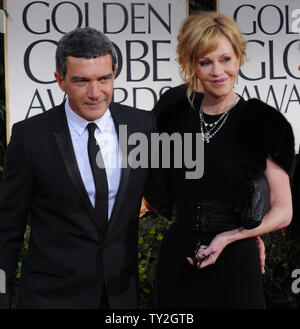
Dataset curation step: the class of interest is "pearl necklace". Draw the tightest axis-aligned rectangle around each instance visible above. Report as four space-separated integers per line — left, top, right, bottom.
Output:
199 94 240 143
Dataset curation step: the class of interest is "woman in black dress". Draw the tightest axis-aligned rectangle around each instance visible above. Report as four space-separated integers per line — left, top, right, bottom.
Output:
145 12 295 308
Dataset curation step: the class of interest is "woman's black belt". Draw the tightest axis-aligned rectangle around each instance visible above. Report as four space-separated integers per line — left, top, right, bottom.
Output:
172 199 240 233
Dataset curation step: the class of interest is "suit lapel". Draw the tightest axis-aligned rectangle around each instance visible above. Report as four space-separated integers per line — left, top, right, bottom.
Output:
50 102 138 234
51 103 103 232
107 103 135 235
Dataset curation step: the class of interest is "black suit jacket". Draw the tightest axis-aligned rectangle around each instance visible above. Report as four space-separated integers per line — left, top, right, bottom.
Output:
0 102 156 309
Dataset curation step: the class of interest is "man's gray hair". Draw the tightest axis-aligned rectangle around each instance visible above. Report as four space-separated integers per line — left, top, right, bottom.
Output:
55 27 118 78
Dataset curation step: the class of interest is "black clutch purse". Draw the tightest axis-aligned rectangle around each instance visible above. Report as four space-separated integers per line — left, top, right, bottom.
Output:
234 174 270 229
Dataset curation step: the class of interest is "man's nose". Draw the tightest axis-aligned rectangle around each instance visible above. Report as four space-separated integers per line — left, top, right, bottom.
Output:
87 81 101 99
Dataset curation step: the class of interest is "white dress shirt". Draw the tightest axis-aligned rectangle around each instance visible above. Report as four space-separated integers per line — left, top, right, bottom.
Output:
65 99 122 220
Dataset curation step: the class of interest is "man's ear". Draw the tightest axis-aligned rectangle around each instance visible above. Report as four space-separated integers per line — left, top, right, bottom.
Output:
113 65 118 77
54 72 66 92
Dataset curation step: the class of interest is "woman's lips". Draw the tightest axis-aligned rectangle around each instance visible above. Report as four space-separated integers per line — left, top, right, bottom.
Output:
211 78 227 86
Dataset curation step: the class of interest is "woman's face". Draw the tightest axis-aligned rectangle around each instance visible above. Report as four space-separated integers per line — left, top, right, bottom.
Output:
195 35 240 100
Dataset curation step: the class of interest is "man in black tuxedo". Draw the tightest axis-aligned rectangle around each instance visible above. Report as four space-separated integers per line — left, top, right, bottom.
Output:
0 27 155 309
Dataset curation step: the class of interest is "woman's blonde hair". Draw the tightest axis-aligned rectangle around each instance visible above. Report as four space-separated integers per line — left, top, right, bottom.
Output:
176 12 247 105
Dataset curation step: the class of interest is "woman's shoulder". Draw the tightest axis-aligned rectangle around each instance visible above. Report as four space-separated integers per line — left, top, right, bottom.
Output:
154 89 203 131
237 97 293 137
152 84 188 120
241 97 287 123
238 97 295 176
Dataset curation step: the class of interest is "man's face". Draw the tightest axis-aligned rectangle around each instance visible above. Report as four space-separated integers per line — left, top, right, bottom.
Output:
55 54 117 121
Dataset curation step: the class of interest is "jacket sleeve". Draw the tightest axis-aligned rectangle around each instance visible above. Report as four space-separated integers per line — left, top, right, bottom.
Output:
265 110 295 177
143 111 172 219
0 123 32 308
244 99 296 177
144 168 172 219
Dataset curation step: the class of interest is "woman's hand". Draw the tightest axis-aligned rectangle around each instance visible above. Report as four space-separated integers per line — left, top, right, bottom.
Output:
256 236 266 275
187 234 267 272
187 233 230 269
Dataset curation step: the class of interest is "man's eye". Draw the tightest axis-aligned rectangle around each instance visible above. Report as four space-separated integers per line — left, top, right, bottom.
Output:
100 76 113 83
74 80 87 86
101 75 112 81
